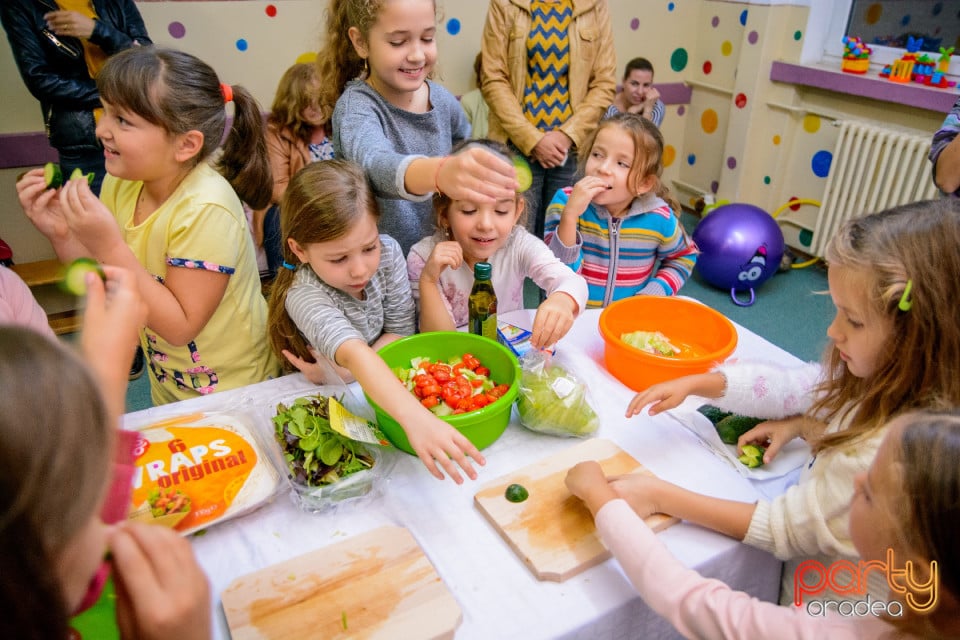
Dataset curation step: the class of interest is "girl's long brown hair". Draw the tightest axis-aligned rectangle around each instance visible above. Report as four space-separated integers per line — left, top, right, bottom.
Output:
266 160 380 369
98 46 273 209
809 199 960 453
269 62 325 144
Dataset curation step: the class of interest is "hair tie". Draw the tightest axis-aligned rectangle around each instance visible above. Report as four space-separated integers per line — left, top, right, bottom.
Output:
898 279 913 312
281 261 297 271
220 83 233 104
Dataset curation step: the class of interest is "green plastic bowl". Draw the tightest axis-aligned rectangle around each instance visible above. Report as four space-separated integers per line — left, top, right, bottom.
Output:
368 332 521 455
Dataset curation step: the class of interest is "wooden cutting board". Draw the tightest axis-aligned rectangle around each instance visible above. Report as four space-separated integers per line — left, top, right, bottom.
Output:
474 438 678 582
221 526 462 640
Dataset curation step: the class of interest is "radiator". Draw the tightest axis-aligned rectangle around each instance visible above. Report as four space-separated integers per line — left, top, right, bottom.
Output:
809 120 938 257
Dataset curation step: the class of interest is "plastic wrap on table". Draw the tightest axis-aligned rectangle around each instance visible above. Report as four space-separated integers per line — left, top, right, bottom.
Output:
516 349 599 438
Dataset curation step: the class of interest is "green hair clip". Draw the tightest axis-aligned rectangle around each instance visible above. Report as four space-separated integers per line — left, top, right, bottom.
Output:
898 279 913 312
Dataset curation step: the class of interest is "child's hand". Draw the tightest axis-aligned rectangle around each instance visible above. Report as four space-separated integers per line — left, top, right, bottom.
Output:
737 416 816 465
420 240 462 283
565 461 617 516
58 176 126 258
608 472 665 520
437 147 518 204
404 415 486 484
531 292 577 349
16 168 72 243
282 347 356 384
110 522 211 640
565 176 610 219
626 372 726 417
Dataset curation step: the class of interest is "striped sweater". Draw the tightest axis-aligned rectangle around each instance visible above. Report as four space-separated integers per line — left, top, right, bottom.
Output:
545 188 698 308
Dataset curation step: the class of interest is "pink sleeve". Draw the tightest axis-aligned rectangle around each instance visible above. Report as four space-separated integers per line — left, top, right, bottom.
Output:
594 499 861 640
0 266 54 339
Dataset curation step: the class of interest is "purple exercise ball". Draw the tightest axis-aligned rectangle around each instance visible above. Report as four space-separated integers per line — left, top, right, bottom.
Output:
692 203 785 300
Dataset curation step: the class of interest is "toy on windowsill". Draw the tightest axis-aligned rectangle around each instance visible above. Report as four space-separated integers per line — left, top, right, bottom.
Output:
841 36 871 74
879 38 956 88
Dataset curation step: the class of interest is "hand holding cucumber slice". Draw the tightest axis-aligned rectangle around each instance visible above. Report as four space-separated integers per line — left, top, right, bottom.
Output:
512 155 533 193
59 258 105 295
43 163 95 189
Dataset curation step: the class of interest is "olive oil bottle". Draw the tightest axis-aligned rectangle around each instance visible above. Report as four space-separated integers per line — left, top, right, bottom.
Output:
469 262 497 339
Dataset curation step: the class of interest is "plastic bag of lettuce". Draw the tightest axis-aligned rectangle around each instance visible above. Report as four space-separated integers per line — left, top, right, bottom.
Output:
516 350 599 438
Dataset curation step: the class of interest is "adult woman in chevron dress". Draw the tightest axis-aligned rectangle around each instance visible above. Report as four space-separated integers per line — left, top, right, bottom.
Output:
480 0 616 239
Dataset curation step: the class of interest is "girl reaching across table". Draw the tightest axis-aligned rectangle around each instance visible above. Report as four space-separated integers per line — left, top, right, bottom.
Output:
266 160 484 484
622 198 960 605
567 409 960 639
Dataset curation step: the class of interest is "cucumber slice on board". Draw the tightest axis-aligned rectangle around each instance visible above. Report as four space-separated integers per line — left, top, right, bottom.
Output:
44 163 63 189
59 258 105 296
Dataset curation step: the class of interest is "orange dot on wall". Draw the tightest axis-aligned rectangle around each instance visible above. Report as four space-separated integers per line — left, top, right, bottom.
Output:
663 144 676 167
773 134 781 145
865 3 882 24
701 109 718 133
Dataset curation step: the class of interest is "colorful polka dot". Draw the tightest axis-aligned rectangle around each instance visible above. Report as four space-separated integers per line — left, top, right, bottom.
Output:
687 153 697 165
735 93 747 108
763 176 771 185
446 18 461 35
668 2 675 11
932 2 943 16
677 105 686 116
748 31 759 45
711 181 719 194
802 114 821 133
265 4 277 17
798 229 813 247
788 196 802 211
236 39 249 52
670 48 689 72
168 21 186 39
703 60 713 74
701 108 718 133
773 135 781 145
865 3 882 24
793 30 803 41
721 41 733 56
630 18 640 30
711 16 720 28
900 14 911 26
811 150 833 178
663 145 676 167
296 51 317 64
739 9 748 26
726 156 737 170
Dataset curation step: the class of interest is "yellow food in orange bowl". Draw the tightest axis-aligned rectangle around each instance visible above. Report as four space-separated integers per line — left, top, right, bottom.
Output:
598 297 737 391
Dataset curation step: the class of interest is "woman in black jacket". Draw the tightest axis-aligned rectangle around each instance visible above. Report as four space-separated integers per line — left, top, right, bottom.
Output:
1 0 151 195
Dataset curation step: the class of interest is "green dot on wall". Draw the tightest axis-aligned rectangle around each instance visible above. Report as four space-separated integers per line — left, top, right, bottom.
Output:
798 228 813 247
670 48 689 72
763 176 771 184
794 30 803 41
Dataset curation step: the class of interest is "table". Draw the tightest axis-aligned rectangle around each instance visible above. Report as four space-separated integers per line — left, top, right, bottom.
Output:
123 308 805 640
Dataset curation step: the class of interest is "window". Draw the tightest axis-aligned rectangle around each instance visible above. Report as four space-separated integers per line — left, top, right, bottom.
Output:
817 0 960 76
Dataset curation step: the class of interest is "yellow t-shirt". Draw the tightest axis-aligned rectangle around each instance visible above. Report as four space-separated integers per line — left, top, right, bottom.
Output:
100 163 279 404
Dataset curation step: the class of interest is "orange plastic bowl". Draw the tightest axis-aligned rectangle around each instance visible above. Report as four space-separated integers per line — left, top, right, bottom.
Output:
598 297 738 391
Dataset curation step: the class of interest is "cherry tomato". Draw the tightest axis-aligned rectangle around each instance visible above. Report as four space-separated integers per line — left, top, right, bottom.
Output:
475 366 490 377
421 395 439 409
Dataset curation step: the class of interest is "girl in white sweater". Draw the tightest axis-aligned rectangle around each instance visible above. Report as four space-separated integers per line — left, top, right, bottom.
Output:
568 409 960 639
622 199 960 605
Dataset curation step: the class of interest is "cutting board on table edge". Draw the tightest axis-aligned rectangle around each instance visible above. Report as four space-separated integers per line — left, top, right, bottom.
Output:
474 438 678 582
221 525 462 640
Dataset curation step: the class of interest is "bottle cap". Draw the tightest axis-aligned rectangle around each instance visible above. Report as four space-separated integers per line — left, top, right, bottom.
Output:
474 261 492 280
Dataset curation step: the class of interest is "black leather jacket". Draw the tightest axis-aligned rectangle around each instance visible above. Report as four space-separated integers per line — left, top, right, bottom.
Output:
0 0 151 150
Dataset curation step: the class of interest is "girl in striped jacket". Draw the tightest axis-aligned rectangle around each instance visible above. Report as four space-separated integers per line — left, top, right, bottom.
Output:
545 112 697 308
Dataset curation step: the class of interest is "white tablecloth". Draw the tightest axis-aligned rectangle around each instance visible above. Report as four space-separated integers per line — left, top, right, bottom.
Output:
124 308 805 640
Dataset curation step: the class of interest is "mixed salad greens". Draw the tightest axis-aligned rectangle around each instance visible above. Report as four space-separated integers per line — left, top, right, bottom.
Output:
621 330 680 356
273 394 375 487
